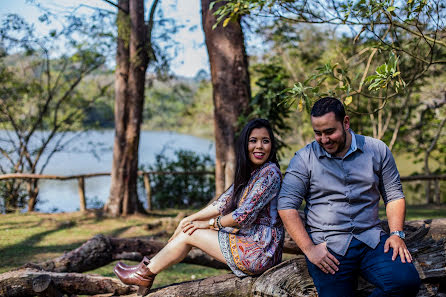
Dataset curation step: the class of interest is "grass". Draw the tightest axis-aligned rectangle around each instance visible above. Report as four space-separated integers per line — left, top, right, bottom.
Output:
379 204 446 221
0 209 227 288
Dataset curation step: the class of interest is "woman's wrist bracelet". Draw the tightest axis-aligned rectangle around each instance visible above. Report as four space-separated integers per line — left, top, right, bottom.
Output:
216 215 223 229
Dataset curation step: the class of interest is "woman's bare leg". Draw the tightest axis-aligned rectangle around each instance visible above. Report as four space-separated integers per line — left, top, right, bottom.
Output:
147 229 225 274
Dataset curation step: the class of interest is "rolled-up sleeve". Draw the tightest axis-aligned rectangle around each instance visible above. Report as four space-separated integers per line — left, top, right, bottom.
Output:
278 152 309 210
232 166 281 228
379 143 404 204
212 185 234 214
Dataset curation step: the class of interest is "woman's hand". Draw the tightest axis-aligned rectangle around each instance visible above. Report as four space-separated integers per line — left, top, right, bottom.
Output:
169 217 193 242
182 220 210 235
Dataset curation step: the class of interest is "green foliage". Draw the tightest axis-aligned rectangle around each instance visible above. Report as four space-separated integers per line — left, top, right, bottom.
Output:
144 83 195 130
216 0 445 166
144 150 215 209
143 79 214 138
215 0 446 111
364 54 405 92
0 180 27 213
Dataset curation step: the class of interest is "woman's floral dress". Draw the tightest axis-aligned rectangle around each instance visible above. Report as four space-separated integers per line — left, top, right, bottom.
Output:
213 161 284 277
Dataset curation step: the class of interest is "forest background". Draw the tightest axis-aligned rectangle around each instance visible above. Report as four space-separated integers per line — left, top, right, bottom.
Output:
0 0 444 212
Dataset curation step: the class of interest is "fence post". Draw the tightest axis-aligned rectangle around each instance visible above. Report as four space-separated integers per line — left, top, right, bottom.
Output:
77 177 86 212
143 173 152 211
434 179 441 205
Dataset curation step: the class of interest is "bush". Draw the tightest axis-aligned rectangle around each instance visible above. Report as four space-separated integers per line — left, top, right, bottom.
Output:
143 150 215 209
0 180 28 213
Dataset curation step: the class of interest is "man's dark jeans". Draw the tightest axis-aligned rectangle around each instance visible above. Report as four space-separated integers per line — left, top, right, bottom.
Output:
306 235 421 297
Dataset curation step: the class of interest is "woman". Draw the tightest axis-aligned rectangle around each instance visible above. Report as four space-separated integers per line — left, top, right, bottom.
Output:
114 119 284 295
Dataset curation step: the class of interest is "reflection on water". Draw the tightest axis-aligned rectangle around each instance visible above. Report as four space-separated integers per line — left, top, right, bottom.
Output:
1 130 214 213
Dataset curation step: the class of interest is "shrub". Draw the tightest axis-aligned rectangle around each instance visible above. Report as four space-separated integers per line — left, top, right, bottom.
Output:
143 150 215 209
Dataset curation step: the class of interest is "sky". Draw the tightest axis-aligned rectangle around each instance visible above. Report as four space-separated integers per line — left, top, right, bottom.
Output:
0 0 209 78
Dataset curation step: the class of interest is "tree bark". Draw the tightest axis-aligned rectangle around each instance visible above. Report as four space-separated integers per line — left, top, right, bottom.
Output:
26 178 39 212
0 268 136 297
201 0 251 197
105 0 131 216
148 274 256 297
105 0 158 216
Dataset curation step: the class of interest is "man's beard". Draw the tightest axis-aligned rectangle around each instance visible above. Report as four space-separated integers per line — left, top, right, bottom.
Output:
333 128 347 156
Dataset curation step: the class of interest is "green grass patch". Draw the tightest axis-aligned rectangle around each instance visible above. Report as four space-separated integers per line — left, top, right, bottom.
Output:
378 204 446 220
0 210 227 285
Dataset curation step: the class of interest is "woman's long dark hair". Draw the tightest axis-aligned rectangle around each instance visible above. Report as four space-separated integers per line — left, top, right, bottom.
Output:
224 119 279 214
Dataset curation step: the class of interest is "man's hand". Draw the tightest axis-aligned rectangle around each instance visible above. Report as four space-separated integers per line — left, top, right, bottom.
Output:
384 235 412 263
306 242 340 274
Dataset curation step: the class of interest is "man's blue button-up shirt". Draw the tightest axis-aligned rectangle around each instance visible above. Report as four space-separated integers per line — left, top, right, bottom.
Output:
278 130 405 256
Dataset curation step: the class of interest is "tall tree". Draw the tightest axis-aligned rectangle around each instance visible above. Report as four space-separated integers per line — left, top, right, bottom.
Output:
104 0 160 216
201 0 251 196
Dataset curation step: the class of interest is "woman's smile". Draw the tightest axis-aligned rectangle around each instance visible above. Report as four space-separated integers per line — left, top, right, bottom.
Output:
248 128 271 167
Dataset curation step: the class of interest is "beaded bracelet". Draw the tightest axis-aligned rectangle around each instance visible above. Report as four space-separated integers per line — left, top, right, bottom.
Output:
216 215 223 230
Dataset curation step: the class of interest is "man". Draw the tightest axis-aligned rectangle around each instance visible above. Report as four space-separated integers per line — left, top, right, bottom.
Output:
278 97 420 296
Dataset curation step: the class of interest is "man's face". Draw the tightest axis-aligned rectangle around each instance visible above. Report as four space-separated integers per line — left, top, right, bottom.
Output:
311 112 350 156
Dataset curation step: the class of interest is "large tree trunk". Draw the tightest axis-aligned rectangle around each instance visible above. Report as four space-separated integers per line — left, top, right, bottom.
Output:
105 0 132 216
201 0 251 197
105 0 157 216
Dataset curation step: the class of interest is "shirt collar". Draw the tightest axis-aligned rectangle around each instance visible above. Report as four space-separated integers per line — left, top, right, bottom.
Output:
314 129 363 159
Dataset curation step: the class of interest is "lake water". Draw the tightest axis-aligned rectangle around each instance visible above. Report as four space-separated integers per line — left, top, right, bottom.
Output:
0 130 214 213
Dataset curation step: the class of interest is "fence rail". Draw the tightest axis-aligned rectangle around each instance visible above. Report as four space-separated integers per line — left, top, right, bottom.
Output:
0 171 214 211
0 172 444 212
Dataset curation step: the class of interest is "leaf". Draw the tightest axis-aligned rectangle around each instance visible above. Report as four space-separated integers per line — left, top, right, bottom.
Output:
345 96 353 106
298 98 303 112
223 17 231 27
387 6 396 12
407 0 413 3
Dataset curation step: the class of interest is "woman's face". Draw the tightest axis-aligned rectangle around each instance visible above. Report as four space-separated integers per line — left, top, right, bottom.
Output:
248 127 272 169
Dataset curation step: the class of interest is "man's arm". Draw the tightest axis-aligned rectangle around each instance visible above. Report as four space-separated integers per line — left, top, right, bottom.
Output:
378 142 412 263
385 198 412 263
279 209 339 274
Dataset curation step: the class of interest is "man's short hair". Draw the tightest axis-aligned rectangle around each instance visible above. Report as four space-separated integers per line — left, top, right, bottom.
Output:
311 97 346 122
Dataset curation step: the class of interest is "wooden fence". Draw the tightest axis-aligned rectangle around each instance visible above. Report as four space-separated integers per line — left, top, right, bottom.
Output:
0 172 445 212
0 171 213 212
400 174 446 205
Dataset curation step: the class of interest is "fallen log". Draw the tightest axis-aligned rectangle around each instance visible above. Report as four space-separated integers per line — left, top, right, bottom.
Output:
29 232 300 273
405 218 446 241
147 274 256 297
251 256 317 297
0 268 136 297
29 235 228 273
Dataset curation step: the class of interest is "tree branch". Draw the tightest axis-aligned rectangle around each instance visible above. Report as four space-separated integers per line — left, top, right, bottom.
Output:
102 0 129 14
